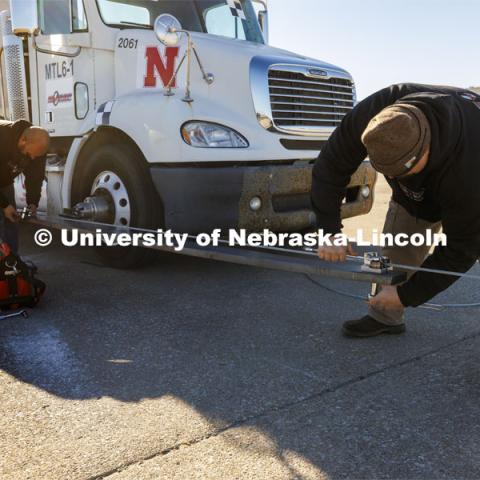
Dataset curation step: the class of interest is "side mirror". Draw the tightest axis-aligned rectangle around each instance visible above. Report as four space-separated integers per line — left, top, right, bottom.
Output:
154 14 182 47
9 0 39 35
258 10 269 43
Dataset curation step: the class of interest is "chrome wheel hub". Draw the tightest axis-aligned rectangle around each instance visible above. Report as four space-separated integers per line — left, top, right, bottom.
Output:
91 171 131 226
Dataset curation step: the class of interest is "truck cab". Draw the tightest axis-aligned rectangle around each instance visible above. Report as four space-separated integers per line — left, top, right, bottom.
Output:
0 0 375 267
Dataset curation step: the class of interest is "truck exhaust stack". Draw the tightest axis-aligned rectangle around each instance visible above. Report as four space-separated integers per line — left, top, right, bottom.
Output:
0 10 29 121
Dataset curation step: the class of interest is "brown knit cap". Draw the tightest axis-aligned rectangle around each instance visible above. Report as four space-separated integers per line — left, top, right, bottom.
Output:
361 103 431 177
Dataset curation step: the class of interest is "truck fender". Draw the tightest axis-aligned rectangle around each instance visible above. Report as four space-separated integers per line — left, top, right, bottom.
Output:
60 100 109 209
61 99 126 209
61 133 93 210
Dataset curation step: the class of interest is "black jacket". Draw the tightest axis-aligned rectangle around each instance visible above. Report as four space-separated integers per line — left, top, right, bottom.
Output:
311 83 480 307
0 120 46 208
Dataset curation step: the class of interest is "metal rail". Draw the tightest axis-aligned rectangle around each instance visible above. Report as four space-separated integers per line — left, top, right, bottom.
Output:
25 214 406 287
24 212 480 284
345 255 480 281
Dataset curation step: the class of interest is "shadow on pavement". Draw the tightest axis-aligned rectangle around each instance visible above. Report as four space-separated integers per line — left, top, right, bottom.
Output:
2 225 480 479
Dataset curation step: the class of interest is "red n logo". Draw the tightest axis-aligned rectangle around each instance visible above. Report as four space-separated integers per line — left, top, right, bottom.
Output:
144 46 180 88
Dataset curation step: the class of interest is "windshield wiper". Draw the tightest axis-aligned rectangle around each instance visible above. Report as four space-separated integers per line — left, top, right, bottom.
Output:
119 21 152 29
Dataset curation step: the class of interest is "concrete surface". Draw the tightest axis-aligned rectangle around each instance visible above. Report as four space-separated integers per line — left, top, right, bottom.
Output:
1 178 480 480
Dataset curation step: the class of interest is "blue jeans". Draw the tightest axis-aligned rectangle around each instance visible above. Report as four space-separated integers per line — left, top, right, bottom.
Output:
0 184 19 254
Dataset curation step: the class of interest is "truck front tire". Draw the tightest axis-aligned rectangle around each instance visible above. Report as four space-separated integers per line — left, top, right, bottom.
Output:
73 143 161 269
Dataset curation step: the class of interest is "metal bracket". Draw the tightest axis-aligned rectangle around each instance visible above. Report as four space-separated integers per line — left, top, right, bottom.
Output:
361 252 391 274
361 252 393 300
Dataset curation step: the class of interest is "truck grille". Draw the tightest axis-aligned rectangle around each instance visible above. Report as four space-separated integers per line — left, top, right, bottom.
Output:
268 69 355 132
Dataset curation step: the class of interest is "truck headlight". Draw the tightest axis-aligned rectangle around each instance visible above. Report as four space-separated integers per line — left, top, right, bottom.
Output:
181 122 249 148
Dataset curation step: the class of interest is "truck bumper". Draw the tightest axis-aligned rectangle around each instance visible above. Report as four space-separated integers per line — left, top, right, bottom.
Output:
150 161 376 233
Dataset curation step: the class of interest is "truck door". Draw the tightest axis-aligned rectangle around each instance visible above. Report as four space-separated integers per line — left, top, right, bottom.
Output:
35 0 93 136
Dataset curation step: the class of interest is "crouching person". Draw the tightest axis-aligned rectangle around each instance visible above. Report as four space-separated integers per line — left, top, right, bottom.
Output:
0 120 49 253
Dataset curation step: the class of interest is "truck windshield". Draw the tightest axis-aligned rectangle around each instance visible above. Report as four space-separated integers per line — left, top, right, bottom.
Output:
96 0 265 44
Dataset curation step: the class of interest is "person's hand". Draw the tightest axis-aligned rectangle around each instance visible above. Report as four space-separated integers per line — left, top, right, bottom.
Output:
368 286 404 312
318 241 356 262
28 204 38 217
3 205 19 223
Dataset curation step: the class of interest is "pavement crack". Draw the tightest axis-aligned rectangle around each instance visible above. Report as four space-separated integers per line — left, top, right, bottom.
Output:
240 328 480 421
87 427 241 480
91 329 480 479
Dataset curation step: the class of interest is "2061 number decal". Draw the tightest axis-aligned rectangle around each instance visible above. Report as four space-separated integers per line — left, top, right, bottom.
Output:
117 38 138 49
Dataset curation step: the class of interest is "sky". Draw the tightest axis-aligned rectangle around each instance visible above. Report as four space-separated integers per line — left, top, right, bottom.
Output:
268 0 480 99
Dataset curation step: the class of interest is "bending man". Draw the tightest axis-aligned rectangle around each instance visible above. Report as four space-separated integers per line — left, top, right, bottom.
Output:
0 120 49 253
312 84 480 337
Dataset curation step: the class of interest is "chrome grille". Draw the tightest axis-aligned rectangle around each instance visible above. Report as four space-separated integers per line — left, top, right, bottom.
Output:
268 69 354 132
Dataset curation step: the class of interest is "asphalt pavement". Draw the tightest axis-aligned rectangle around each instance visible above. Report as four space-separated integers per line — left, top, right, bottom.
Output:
1 194 480 479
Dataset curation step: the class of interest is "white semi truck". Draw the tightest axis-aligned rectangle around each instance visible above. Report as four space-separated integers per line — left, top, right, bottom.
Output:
0 0 375 267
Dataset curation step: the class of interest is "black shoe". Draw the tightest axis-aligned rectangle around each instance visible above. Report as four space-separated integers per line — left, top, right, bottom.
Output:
342 315 406 338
